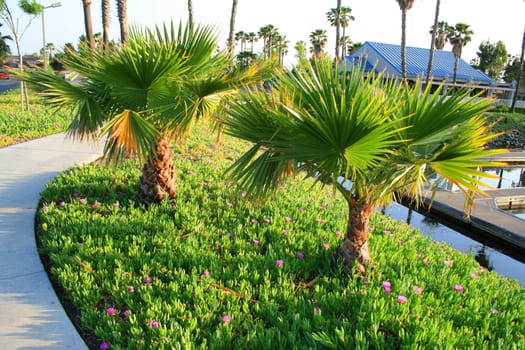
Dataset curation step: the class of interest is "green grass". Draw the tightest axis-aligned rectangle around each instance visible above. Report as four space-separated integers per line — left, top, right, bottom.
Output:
36 124 524 350
485 111 525 134
0 88 70 147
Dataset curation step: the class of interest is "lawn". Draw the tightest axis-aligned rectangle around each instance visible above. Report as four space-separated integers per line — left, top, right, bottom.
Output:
36 122 524 349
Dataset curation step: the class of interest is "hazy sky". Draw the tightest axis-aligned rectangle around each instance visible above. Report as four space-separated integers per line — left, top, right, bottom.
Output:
3 0 524 67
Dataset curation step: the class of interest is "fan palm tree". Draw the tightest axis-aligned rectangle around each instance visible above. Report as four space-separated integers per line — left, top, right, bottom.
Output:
426 0 441 84
447 23 473 84
16 22 274 204
222 60 504 274
309 29 328 59
396 0 414 81
433 21 449 50
116 0 128 44
258 24 278 59
0 24 12 64
81 0 95 49
327 5 355 60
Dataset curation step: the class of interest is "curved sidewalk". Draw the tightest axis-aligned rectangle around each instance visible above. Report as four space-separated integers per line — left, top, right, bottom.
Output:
0 133 103 349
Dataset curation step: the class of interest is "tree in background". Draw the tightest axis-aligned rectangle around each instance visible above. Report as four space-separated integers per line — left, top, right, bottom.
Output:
473 40 508 79
223 59 504 274
16 22 275 204
395 0 414 81
227 0 238 60
258 24 279 60
294 40 309 69
116 0 128 44
327 5 355 60
0 0 42 110
447 22 473 84
510 24 525 112
426 0 441 84
0 23 12 64
187 0 193 27
309 29 328 59
81 0 95 49
433 21 449 50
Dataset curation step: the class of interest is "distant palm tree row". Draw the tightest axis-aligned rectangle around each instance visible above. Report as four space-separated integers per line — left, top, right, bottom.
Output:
81 0 128 50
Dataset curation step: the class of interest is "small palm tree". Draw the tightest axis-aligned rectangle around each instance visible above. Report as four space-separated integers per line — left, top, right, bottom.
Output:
396 0 414 81
447 22 474 84
223 60 504 274
17 22 274 204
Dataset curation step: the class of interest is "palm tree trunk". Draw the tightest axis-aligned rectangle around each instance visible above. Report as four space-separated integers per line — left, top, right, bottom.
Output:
400 9 407 81
337 201 373 275
117 0 128 45
82 0 95 50
227 0 238 62
426 0 440 84
101 0 110 49
335 0 341 61
138 136 176 204
187 0 194 27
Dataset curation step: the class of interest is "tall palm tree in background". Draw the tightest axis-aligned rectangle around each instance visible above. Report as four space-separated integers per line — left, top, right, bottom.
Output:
101 0 110 48
258 24 278 59
187 0 194 27
425 0 440 84
327 4 355 60
247 32 257 52
309 29 328 59
81 0 95 49
16 22 274 204
223 59 503 274
116 0 128 45
447 22 473 84
396 0 414 81
511 24 525 112
433 21 449 50
227 0 238 59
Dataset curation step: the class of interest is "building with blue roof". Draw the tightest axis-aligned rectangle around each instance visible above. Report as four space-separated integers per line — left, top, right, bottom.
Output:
341 41 518 105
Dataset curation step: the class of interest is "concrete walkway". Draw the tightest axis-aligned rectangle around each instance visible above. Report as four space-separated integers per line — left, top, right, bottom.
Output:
0 133 103 349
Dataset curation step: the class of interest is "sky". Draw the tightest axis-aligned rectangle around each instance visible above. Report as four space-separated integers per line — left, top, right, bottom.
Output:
2 0 524 67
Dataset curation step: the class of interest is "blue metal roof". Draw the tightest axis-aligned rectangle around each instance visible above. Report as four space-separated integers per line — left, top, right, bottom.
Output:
347 41 492 83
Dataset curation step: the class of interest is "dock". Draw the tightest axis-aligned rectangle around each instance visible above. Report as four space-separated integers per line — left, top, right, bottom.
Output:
419 188 525 253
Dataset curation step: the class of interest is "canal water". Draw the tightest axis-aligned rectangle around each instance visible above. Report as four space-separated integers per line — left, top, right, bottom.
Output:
383 165 525 286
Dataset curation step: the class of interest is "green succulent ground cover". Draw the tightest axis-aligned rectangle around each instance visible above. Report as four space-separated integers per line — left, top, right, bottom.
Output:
36 123 524 349
0 89 70 147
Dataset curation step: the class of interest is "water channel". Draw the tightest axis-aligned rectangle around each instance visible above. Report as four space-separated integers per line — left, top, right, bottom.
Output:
384 166 525 287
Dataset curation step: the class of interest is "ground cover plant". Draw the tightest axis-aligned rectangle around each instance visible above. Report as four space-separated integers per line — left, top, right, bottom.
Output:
0 89 70 147
37 123 524 349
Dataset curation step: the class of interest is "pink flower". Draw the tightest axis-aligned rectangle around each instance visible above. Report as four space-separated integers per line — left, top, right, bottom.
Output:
58 200 66 207
320 205 326 210
128 286 135 292
363 279 370 285
284 216 292 222
382 281 391 289
99 341 110 349
106 307 116 316
79 198 87 204
470 273 477 279
454 284 464 292
122 310 131 318
443 260 454 267
297 252 305 259
383 230 390 235
281 229 288 234
253 239 260 246
413 286 423 295
221 315 231 323
384 287 391 294
397 295 408 303
226 202 233 207
314 306 322 314
423 259 430 265
251 218 258 224
298 208 305 213
92 202 100 210
241 192 246 198
202 271 210 277
264 218 271 223
275 259 284 266
144 277 153 284
316 219 324 224
147 319 159 328
417 253 425 259
491 308 499 314
42 205 49 211
335 231 342 237
322 243 330 249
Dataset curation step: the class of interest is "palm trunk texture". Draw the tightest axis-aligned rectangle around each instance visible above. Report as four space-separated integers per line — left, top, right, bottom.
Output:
337 202 373 275
138 137 176 204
